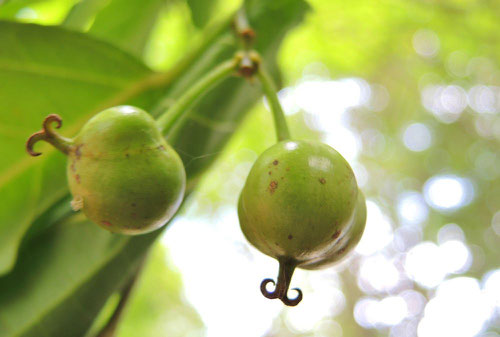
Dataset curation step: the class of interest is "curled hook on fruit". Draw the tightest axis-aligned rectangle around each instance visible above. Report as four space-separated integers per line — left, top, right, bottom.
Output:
259 260 303 306
26 114 73 156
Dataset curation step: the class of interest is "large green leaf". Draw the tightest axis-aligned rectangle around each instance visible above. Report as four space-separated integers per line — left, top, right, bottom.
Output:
0 21 166 275
0 216 150 337
0 1 309 336
88 0 167 56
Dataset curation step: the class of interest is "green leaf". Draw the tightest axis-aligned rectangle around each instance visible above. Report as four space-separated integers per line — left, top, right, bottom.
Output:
0 215 152 337
0 1 309 335
186 0 218 28
88 0 167 57
0 21 166 275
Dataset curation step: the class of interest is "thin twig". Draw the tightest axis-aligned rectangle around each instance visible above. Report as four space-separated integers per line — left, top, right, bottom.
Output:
95 260 145 337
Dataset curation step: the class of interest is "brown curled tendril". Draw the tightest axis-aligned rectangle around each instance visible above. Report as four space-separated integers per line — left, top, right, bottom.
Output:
260 259 303 306
26 114 73 156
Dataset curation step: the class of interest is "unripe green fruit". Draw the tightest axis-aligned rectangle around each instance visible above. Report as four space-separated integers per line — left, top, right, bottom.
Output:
68 106 186 234
239 140 358 261
238 140 366 305
28 106 186 235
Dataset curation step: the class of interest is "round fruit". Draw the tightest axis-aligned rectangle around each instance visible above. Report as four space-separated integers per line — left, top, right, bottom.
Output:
239 140 359 262
27 105 186 235
238 140 365 305
67 106 186 234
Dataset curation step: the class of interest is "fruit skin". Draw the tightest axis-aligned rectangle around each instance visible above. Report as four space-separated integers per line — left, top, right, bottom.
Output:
238 140 360 266
300 190 366 269
67 106 186 235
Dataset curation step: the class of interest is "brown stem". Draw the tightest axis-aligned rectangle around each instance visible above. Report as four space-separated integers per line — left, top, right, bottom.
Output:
26 114 73 156
260 258 303 306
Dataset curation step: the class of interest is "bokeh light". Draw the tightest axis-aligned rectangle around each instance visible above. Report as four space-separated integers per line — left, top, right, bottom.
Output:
358 254 401 294
418 277 495 337
421 85 468 123
405 242 447 288
492 211 500 236
356 200 394 255
468 85 500 114
423 175 474 211
403 123 432 152
412 29 440 58
397 191 429 225
354 296 408 328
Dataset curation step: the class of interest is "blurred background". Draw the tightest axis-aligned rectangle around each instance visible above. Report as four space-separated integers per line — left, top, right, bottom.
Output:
2 0 499 336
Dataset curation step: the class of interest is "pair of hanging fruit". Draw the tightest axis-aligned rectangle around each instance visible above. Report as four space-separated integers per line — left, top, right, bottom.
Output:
26 10 366 307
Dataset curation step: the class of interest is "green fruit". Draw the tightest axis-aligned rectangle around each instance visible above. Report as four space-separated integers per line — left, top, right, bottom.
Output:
238 140 366 305
28 106 186 235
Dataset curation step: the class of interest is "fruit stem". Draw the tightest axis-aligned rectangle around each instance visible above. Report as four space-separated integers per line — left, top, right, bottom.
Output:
26 114 73 156
232 7 291 142
256 66 291 141
260 258 302 306
157 58 239 136
233 8 255 49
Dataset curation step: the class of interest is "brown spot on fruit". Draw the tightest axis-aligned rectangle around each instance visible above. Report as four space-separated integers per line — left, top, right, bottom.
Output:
332 230 341 239
101 221 112 227
281 176 284 180
268 180 278 194
74 144 83 159
286 167 290 171
273 160 279 165
338 247 346 255
268 171 272 175
75 174 80 183
131 203 136 207
319 178 326 184
70 161 76 173
157 145 165 150
125 153 130 158
288 234 293 240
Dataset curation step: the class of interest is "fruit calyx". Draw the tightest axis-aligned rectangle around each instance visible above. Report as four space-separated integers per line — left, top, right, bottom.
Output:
26 114 73 156
235 50 261 78
260 258 303 306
